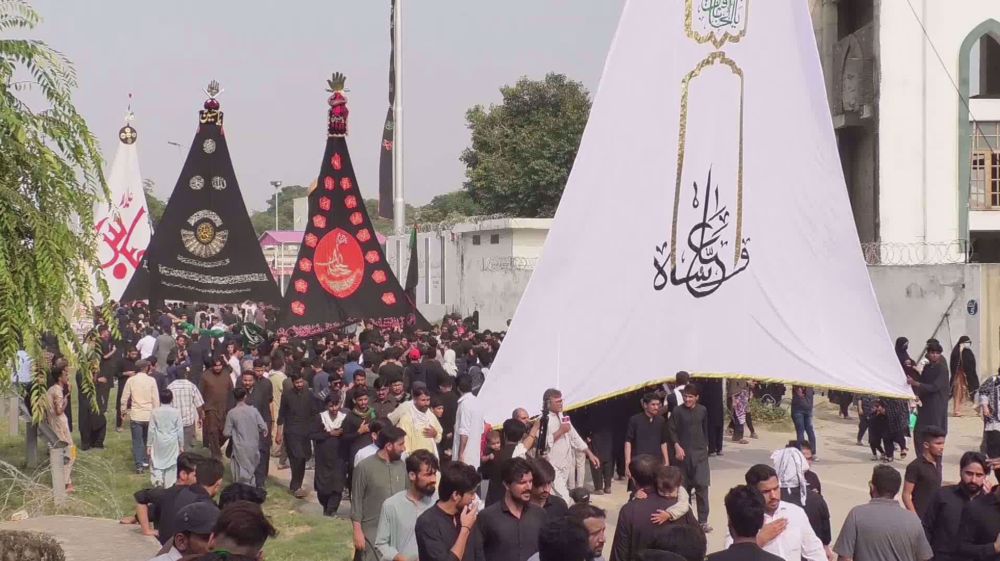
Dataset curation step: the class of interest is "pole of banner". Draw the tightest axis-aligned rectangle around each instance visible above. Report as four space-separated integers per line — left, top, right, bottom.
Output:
392 0 406 235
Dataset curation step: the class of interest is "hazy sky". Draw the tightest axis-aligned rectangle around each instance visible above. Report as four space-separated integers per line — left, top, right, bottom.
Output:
29 0 625 212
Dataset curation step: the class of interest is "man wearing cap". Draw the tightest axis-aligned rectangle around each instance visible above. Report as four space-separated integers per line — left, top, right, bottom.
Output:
149 501 219 561
121 358 161 474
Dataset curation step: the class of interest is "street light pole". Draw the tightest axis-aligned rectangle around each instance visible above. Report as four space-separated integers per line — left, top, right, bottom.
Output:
270 180 283 292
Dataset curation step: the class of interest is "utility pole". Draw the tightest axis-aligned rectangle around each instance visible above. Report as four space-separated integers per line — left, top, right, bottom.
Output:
392 0 406 234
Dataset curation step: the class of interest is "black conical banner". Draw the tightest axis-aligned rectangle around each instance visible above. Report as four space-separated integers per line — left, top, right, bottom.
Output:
121 102 281 305
278 88 428 335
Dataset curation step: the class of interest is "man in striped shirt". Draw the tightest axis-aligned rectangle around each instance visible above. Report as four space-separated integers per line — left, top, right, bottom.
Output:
168 372 205 451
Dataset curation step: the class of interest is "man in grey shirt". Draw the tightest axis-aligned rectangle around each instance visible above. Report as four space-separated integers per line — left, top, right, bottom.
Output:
833 465 932 561
375 449 439 561
223 387 267 486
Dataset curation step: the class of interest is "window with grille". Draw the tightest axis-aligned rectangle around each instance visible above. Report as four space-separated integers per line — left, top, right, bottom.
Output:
970 122 1000 209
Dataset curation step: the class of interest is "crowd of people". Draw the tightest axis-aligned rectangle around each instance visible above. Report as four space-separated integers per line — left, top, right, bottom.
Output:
17 299 1000 560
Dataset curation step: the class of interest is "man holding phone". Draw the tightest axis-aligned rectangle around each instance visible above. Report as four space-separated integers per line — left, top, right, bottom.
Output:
540 388 601 501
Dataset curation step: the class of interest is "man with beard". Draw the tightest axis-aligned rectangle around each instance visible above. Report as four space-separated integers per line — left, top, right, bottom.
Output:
276 373 317 499
223 388 268 486
372 378 398 421
478 457 546 561
922 452 988 561
312 393 347 516
199 357 233 460
908 341 950 445
117 347 141 432
241 368 272 489
375 449 440 561
352 426 409 561
391 386 443 459
415 461 484 561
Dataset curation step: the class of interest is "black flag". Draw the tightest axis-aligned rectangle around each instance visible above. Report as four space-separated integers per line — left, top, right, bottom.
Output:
278 73 429 336
121 82 281 306
377 0 396 219
404 226 418 304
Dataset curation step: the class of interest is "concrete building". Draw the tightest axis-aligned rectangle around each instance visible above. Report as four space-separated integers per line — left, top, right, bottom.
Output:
384 218 552 331
811 1 1000 369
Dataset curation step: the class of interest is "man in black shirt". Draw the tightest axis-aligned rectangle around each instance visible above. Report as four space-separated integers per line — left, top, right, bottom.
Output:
478 457 546 561
903 425 945 521
156 458 224 546
924 451 988 561
276 374 318 498
624 393 669 484
416 461 485 561
528 458 568 519
610 457 698 561
959 486 1000 560
668 383 711 532
908 342 950 445
129 452 200 536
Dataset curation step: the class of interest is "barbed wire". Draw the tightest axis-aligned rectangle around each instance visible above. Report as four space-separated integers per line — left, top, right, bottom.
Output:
861 240 968 266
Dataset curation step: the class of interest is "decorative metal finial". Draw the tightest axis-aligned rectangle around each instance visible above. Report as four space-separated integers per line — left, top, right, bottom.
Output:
326 72 347 93
327 72 349 137
205 80 223 99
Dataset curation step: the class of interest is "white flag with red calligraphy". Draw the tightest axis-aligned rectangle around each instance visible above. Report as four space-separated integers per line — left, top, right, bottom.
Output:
93 121 151 303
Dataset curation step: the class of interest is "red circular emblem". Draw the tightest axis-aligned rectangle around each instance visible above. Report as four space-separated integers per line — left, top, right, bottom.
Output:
344 195 358 209
314 228 364 298
349 212 363 226
291 301 306 316
312 215 327 229
365 250 381 264
372 270 387 284
294 279 308 293
304 233 319 248
381 292 397 305
357 229 371 242
319 197 332 211
340 177 353 191
323 176 334 191
331 154 342 170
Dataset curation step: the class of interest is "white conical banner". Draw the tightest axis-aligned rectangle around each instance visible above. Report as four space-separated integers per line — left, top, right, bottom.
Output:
478 0 910 423
93 121 151 303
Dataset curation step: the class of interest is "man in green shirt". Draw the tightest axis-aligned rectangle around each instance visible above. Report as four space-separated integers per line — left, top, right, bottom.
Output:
352 425 408 561
375 449 440 561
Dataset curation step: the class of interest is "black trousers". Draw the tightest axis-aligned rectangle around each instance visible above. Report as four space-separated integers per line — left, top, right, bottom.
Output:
317 491 343 516
590 460 614 491
686 483 710 524
857 416 869 443
255 437 271 489
115 377 127 429
288 456 307 492
708 424 724 454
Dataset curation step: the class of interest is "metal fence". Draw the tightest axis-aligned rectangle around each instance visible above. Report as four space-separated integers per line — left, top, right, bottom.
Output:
861 240 969 266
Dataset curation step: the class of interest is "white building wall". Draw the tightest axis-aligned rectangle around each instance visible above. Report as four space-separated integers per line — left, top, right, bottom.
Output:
878 2 1000 245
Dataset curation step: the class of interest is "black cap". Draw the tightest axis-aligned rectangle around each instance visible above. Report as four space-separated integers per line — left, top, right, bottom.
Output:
175 501 220 535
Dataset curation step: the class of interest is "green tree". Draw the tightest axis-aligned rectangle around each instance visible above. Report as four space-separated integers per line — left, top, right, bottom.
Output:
460 73 591 217
414 191 482 224
250 184 309 236
0 0 111 418
142 178 166 227
365 198 417 236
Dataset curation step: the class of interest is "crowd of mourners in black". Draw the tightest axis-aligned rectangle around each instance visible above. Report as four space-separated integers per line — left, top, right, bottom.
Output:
21 299 1000 561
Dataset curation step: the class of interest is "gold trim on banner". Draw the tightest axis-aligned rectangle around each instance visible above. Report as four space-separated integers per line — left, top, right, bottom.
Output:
684 0 750 49
671 52 745 271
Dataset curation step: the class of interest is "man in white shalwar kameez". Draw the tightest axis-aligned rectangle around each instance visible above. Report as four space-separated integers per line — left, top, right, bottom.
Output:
541 388 601 500
147 389 184 488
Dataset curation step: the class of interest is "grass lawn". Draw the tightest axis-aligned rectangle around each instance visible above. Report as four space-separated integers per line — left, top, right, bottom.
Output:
0 398 353 561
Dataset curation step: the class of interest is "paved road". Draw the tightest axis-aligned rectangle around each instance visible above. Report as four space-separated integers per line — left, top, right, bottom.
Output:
265 402 987 555
0 515 160 561
591 402 985 553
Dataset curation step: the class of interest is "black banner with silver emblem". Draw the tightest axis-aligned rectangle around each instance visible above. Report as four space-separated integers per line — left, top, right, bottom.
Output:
122 90 280 305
